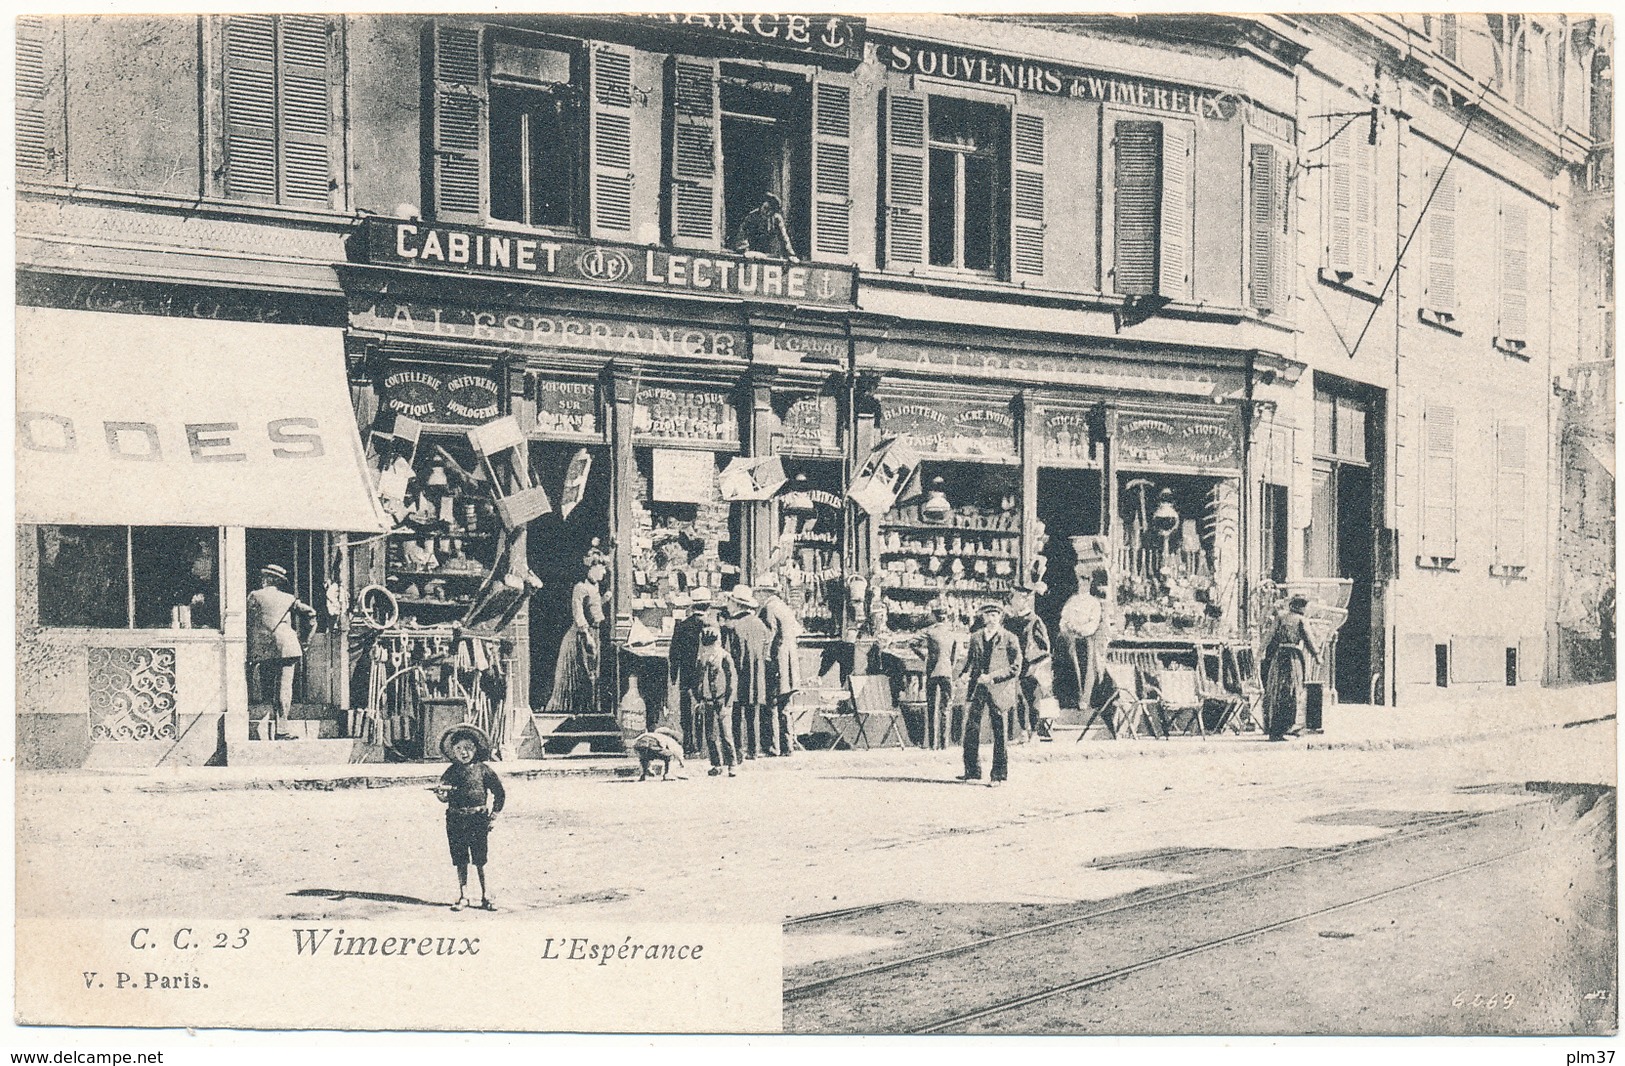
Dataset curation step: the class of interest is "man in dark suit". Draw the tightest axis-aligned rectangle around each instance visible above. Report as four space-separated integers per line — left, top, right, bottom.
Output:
958 602 1023 786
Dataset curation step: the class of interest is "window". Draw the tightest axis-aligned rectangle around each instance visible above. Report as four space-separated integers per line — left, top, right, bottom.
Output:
1248 141 1292 312
1494 422 1527 571
1496 193 1530 350
428 24 630 237
221 14 337 207
1315 389 1368 465
1111 118 1193 300
1421 156 1459 322
1420 404 1457 564
37 526 220 631
882 89 1047 282
1323 109 1383 288
1438 15 1459 63
720 65 807 257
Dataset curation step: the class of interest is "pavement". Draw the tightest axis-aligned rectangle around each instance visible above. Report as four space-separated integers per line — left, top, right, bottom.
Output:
24 682 1615 794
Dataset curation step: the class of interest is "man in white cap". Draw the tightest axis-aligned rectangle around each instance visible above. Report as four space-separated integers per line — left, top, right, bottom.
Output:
246 564 317 741
756 581 803 757
721 584 771 760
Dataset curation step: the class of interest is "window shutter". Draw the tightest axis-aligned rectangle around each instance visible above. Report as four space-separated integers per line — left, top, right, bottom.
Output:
882 88 927 268
1498 196 1529 344
1439 15 1459 63
1352 129 1377 281
1010 109 1046 280
16 15 61 179
811 79 852 259
1113 120 1160 296
429 23 486 222
223 15 279 202
1495 422 1527 568
1272 148 1293 311
277 16 333 207
668 56 721 249
1422 404 1457 560
1424 167 1458 313
588 44 635 238
1248 142 1278 310
1327 119 1353 275
1158 120 1193 300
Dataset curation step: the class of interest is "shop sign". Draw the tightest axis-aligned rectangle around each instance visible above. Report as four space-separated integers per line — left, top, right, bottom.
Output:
753 330 847 366
1040 410 1101 464
880 397 1017 460
616 13 864 64
877 36 1240 120
781 394 839 453
381 364 500 425
634 384 739 445
529 377 600 437
861 340 1247 401
1116 413 1241 469
353 301 744 360
361 220 857 308
652 447 717 503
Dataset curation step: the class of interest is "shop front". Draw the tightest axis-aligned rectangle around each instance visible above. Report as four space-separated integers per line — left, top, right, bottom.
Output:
15 305 388 769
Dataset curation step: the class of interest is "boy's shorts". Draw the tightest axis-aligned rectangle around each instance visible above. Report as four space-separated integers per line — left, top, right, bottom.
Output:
445 809 490 867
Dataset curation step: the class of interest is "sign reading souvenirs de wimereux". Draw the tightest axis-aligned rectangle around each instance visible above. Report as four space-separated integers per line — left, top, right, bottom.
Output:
358 220 858 309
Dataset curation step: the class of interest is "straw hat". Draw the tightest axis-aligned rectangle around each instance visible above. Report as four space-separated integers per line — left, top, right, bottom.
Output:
260 564 290 585
438 722 492 762
727 584 759 609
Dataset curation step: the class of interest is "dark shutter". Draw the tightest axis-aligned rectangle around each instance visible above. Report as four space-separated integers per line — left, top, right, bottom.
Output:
1439 15 1459 62
429 22 485 221
1113 120 1160 296
588 44 635 237
1425 165 1458 313
1327 118 1353 275
223 15 279 202
1248 142 1278 310
1495 421 1527 567
1498 196 1530 343
1159 120 1193 300
1422 404 1457 559
668 56 721 248
16 15 60 178
811 79 853 259
1010 109 1046 280
882 88 927 268
277 15 332 206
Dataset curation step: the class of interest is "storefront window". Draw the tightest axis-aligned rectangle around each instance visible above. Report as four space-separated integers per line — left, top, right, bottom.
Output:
1113 473 1238 638
381 433 504 628
773 459 843 636
37 525 220 630
629 448 742 638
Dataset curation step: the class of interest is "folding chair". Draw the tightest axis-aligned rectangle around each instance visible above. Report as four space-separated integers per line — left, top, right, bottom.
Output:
1081 661 1163 740
1197 642 1246 734
1225 645 1266 733
1145 666 1206 737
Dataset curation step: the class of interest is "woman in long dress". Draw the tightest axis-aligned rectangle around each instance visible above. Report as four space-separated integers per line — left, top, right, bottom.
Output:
545 549 609 714
1262 594 1320 740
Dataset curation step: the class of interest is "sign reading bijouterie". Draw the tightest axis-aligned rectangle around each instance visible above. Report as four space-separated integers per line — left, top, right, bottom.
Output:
358 220 856 308
876 35 1241 120
880 397 1018 460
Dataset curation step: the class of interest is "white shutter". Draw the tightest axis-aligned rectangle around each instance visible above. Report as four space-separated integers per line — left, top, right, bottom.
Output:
1327 118 1353 276
277 15 333 207
588 44 635 238
1352 127 1377 281
1158 120 1193 300
668 56 721 249
1495 422 1527 568
882 88 928 268
1010 109 1046 281
1422 404 1457 560
1248 142 1278 311
223 15 279 202
428 22 486 222
811 78 853 258
1498 196 1530 345
1424 165 1458 313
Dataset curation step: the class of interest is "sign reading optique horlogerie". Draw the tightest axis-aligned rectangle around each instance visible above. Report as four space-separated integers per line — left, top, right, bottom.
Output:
358 220 858 309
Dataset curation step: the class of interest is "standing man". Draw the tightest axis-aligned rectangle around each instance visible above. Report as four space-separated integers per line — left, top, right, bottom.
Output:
913 603 963 750
958 602 1023 787
1059 569 1109 719
247 564 316 741
722 585 772 760
757 583 803 757
1004 584 1054 742
668 598 711 756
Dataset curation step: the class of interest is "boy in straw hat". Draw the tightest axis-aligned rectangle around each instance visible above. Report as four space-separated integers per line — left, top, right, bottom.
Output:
246 563 316 741
432 723 505 911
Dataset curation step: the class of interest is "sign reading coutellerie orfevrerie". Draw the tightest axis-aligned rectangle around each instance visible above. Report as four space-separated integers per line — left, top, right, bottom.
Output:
359 220 857 308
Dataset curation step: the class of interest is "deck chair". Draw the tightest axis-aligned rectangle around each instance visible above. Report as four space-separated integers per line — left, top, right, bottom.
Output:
1145 666 1206 737
1081 661 1163 740
1197 643 1246 734
1225 645 1266 733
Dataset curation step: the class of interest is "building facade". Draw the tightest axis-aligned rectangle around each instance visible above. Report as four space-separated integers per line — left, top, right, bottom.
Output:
14 13 1610 769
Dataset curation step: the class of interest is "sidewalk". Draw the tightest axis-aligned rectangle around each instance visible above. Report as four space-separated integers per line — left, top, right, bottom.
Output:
29 683 1615 793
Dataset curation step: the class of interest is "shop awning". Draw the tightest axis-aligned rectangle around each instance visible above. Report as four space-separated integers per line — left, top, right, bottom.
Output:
16 307 388 532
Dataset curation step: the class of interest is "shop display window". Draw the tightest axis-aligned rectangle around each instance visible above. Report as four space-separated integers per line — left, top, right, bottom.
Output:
1112 472 1241 638
629 448 742 638
772 460 843 635
381 433 504 628
876 460 1021 633
37 525 220 630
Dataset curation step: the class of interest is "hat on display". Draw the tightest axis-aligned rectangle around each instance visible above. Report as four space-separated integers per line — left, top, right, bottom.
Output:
438 722 492 762
260 564 290 585
728 584 759 609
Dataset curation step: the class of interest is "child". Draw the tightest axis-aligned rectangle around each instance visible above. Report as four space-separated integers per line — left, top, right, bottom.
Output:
432 723 505 912
631 724 687 781
692 623 739 777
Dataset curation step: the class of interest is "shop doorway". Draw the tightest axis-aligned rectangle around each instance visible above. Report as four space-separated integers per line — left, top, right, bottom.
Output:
1036 468 1103 708
526 443 611 710
245 529 338 708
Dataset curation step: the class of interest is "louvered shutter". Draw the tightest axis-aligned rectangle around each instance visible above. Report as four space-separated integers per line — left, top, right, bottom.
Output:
1498 197 1529 344
223 15 279 202
16 15 59 179
588 44 634 238
1272 148 1293 310
1422 404 1457 559
811 79 853 259
278 16 332 206
1159 120 1193 300
1010 110 1046 281
1248 142 1278 310
1439 15 1459 63
1352 129 1376 281
1495 422 1527 568
429 23 486 222
1327 118 1353 276
1425 166 1458 313
668 56 721 249
882 88 927 268
1113 120 1160 296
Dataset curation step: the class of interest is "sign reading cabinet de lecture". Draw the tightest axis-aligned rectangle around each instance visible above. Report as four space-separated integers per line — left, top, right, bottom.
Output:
359 220 857 309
